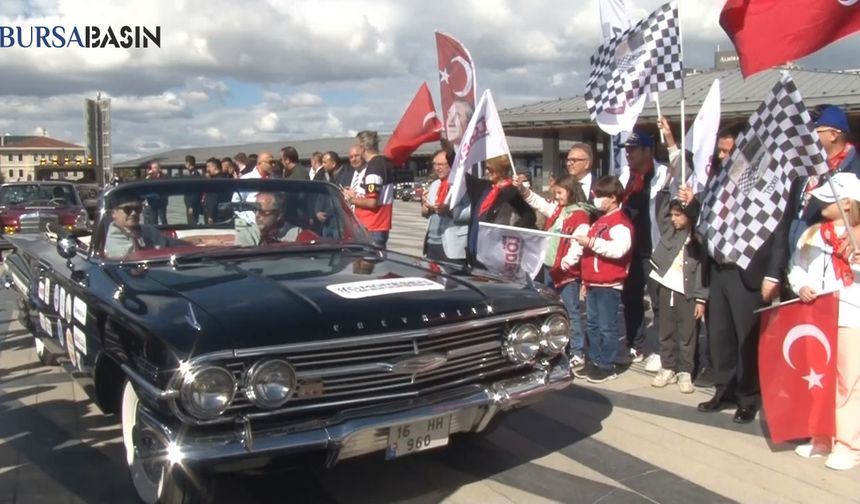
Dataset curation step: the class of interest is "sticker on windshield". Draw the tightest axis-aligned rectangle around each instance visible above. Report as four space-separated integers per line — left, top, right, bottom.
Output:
73 297 87 324
326 277 445 299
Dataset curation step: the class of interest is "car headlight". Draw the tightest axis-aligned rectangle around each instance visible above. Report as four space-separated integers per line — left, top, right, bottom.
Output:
504 323 541 363
180 365 235 420
245 359 296 409
541 314 570 354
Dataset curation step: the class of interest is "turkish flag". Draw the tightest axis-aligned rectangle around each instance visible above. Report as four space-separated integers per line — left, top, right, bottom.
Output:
721 0 860 77
383 82 442 166
436 32 476 148
759 293 838 443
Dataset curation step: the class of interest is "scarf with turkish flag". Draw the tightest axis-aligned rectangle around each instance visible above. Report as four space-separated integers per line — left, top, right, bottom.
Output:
721 0 860 77
758 292 838 443
479 179 513 217
383 82 442 166
435 178 449 207
821 222 855 287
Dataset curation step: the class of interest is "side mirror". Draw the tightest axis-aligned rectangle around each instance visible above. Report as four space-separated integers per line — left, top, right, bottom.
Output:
57 235 77 269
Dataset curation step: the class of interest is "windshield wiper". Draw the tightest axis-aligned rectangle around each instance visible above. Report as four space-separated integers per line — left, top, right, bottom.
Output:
167 242 370 267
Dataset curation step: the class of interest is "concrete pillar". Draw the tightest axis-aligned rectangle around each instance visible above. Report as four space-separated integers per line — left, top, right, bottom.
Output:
542 133 560 179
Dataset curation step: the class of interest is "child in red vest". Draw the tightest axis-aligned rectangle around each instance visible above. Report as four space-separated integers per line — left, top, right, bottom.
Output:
573 176 634 383
516 174 594 369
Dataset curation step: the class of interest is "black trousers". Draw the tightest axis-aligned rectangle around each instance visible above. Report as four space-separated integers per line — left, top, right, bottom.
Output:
621 256 659 354
707 263 765 409
657 285 697 374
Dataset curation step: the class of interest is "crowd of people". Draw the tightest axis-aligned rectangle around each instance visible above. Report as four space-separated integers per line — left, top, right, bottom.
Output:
115 105 859 471
415 104 860 471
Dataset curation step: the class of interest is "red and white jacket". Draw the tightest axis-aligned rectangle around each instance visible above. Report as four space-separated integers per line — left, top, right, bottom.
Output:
581 208 633 289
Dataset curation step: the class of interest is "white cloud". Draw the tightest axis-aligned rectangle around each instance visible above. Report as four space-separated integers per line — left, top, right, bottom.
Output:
255 112 280 132
204 126 223 140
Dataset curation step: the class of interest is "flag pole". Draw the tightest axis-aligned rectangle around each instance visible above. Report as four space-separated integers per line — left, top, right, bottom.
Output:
678 0 687 184
655 94 665 143
825 175 860 253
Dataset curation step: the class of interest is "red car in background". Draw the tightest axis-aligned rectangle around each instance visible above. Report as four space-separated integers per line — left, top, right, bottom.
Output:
0 182 90 250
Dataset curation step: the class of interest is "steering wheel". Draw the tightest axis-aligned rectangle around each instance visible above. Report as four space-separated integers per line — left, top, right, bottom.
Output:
49 198 67 205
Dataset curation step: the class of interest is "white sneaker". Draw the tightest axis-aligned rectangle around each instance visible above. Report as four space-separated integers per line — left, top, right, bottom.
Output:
644 354 662 373
630 348 644 363
795 443 830 459
651 368 676 388
677 372 694 393
825 451 860 470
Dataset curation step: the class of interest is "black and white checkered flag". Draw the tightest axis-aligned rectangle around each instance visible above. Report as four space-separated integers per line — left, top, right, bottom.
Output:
699 71 828 269
585 0 683 121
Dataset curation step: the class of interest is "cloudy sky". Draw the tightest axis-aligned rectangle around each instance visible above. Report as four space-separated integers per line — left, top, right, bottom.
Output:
0 0 857 161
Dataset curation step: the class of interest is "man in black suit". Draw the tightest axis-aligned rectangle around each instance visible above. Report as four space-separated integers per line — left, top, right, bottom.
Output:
679 168 790 425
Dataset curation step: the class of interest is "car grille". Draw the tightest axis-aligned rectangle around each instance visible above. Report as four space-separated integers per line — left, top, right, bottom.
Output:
223 322 521 417
19 213 58 234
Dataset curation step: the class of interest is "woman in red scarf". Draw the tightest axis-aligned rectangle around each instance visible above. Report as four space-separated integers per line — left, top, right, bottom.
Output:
788 172 860 471
464 155 536 267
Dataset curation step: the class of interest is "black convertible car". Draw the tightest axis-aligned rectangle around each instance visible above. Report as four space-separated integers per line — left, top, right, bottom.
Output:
4 178 572 503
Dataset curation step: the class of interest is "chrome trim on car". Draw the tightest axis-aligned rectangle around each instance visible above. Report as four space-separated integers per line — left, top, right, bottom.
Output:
131 358 572 465
222 306 563 363
121 364 178 400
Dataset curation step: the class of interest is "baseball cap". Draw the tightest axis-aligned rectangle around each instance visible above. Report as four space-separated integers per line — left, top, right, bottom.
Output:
810 172 860 203
813 105 850 134
623 130 655 149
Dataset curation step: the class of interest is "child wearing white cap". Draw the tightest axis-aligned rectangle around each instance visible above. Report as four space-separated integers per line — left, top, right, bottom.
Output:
788 172 860 470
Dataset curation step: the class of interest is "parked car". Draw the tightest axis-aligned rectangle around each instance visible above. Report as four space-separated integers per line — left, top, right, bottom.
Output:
3 178 572 503
0 181 90 250
401 182 425 202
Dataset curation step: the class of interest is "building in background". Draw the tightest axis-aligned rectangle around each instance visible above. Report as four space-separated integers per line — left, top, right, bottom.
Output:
0 134 88 182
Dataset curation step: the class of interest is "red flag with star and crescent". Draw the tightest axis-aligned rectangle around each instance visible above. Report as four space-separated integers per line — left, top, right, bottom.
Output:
720 0 860 77
759 293 838 443
383 82 442 166
435 31 476 149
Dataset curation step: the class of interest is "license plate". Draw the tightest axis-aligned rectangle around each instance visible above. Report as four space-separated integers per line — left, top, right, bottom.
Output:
385 415 451 459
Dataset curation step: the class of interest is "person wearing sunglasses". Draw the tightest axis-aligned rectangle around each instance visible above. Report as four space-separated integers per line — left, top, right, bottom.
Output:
254 191 304 244
105 192 186 258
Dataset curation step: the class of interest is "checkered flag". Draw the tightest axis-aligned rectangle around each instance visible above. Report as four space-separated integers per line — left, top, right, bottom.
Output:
699 71 828 269
585 0 683 121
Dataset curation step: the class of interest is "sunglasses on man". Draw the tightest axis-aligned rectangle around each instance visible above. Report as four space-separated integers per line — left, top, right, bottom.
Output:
117 204 142 215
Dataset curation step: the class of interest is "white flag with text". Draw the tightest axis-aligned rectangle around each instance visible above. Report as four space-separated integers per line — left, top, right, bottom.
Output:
447 89 511 207
477 223 548 280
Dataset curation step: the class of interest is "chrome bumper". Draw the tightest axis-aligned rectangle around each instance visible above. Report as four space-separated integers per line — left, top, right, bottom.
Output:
135 359 572 467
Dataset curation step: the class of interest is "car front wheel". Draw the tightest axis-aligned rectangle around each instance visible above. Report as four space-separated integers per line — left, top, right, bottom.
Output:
121 380 208 504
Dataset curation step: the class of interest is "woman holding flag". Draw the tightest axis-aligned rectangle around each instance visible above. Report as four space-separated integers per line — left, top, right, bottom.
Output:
464 155 536 267
788 172 860 471
514 174 594 369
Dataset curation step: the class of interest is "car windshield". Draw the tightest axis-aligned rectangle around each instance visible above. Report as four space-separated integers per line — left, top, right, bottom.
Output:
0 184 80 207
96 178 371 261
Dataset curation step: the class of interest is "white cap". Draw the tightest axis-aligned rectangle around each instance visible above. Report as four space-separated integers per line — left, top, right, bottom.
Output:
810 172 860 203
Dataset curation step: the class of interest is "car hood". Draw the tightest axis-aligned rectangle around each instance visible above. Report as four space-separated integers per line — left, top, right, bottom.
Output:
109 249 555 357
